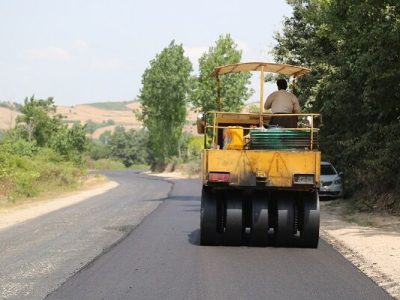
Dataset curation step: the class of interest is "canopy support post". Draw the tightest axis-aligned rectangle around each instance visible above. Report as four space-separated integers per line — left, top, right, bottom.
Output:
216 76 221 111
259 65 264 127
292 75 297 96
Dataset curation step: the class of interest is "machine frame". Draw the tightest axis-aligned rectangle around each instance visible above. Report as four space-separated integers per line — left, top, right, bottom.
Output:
199 62 321 248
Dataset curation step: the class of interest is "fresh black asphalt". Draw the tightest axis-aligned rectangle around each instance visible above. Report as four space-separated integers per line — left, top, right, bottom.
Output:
47 172 392 300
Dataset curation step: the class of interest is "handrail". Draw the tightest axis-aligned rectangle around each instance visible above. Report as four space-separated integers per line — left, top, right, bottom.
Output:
203 111 320 150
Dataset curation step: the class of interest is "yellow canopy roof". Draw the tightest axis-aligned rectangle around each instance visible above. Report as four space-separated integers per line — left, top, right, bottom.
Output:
210 62 310 77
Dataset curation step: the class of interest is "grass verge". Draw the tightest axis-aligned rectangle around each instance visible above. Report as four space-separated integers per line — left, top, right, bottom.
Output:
0 173 108 211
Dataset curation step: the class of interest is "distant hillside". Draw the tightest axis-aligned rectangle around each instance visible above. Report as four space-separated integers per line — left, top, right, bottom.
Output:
0 107 21 130
57 100 198 138
56 101 142 139
1 100 262 136
1 100 265 137
0 101 22 111
86 101 135 111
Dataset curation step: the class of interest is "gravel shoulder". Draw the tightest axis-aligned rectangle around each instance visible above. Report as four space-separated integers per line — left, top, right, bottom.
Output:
320 201 400 299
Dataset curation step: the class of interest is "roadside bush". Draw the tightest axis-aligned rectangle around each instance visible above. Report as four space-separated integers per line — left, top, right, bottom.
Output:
50 124 88 163
0 130 6 141
13 170 40 198
0 150 17 179
0 138 38 157
108 127 149 167
163 156 183 173
0 140 85 201
35 147 64 163
187 136 203 159
88 140 111 160
0 96 89 203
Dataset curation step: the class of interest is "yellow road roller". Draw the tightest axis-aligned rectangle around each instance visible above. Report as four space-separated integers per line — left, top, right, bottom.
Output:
198 62 321 248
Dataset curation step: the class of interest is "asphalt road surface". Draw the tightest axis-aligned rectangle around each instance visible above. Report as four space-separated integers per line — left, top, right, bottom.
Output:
42 171 392 300
0 171 171 300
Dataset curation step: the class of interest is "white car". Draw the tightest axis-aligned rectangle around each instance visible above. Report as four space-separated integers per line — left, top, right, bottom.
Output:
319 161 343 198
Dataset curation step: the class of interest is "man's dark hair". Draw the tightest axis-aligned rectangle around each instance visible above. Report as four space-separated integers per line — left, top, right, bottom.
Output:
277 79 288 90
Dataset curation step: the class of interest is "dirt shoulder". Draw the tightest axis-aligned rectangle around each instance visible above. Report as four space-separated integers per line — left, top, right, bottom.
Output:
320 201 400 299
0 176 119 230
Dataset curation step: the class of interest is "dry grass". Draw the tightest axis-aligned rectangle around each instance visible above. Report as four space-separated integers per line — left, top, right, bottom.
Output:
57 102 199 138
57 104 141 126
1 100 201 137
0 174 107 211
0 107 21 130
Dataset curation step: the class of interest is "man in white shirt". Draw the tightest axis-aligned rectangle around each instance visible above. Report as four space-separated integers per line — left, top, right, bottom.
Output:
264 79 301 128
264 79 301 113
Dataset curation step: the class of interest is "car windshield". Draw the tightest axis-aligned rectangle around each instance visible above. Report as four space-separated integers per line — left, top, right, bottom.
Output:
321 164 336 175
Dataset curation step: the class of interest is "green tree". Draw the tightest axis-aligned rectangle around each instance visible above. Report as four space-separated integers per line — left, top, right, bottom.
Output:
190 34 253 112
108 126 149 167
248 104 260 113
274 0 400 212
89 139 111 160
0 129 5 141
108 126 127 161
14 96 88 163
84 120 98 134
139 41 192 169
16 96 63 146
99 130 112 145
50 123 88 162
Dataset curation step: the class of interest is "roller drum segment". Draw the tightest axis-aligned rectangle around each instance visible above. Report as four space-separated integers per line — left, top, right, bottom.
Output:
300 191 320 248
200 187 221 245
250 196 269 246
223 194 243 246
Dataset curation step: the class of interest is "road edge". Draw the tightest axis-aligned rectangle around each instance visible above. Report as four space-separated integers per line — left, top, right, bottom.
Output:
0 180 120 230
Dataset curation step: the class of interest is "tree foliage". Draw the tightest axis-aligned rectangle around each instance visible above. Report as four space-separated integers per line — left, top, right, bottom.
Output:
16 96 63 146
190 34 253 112
0 96 88 199
139 41 192 169
84 119 114 134
50 124 88 162
15 96 88 162
274 0 400 212
108 127 149 167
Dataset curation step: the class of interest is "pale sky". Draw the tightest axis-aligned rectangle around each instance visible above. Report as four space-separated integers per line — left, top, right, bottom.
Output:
0 0 292 106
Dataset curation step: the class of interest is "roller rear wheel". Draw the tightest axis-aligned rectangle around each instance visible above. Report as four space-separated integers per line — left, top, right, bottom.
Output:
300 191 320 248
224 193 243 246
275 193 295 247
200 187 221 245
250 195 269 246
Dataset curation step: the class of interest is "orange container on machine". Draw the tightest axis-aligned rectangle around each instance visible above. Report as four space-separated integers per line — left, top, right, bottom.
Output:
223 126 244 150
